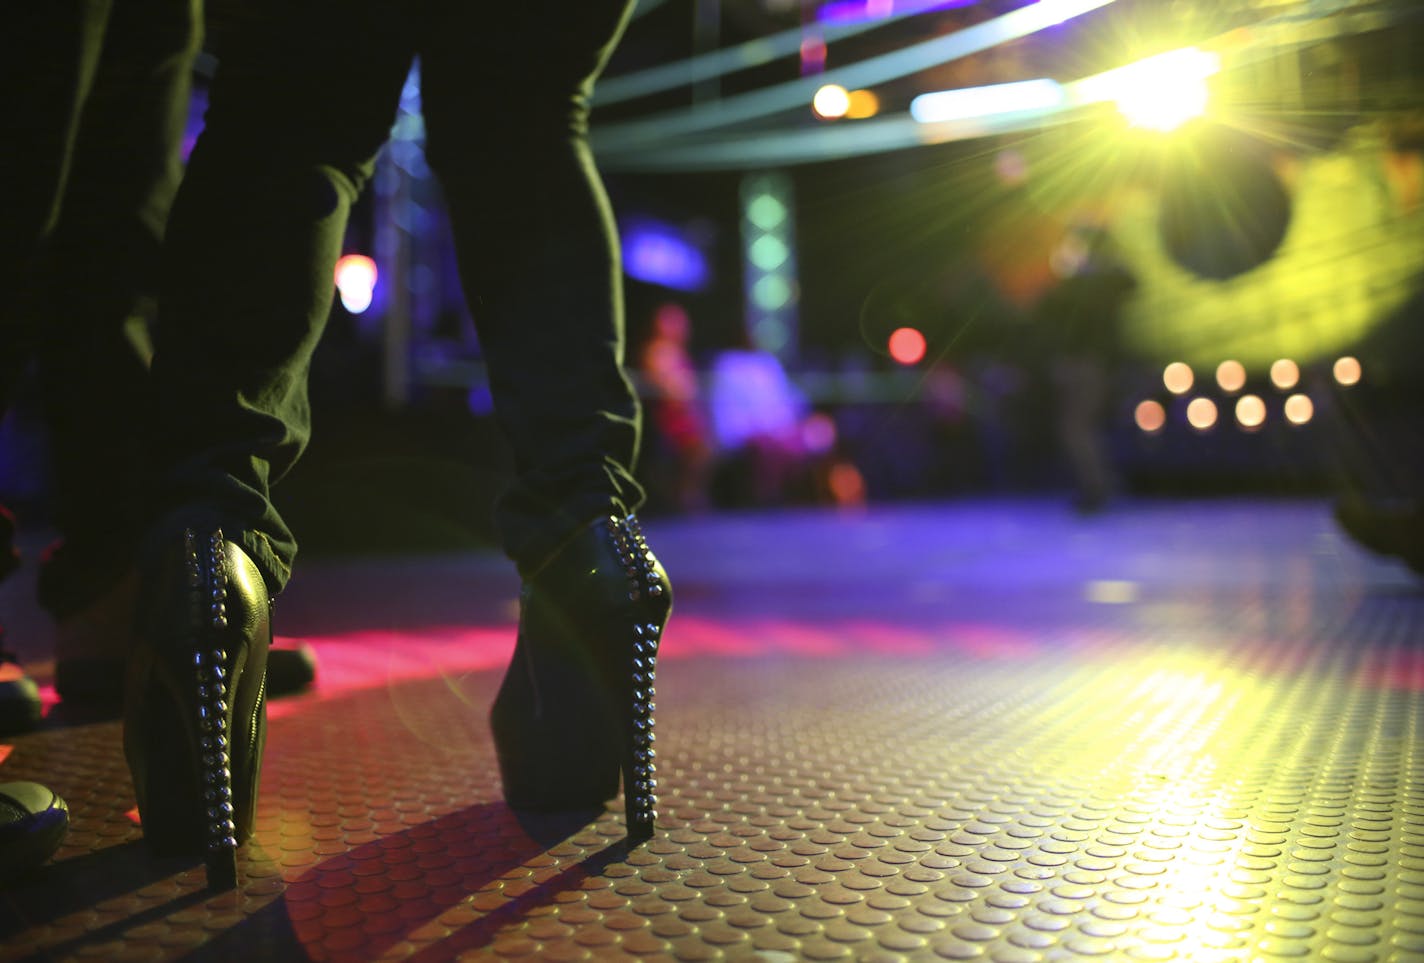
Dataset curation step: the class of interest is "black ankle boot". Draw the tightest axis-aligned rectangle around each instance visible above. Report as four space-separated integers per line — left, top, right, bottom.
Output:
124 529 271 891
491 514 671 842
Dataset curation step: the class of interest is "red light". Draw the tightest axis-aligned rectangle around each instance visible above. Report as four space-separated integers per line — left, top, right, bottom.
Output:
888 327 927 365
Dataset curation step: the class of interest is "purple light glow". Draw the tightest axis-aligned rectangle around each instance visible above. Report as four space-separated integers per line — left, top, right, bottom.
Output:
621 218 712 292
817 0 979 26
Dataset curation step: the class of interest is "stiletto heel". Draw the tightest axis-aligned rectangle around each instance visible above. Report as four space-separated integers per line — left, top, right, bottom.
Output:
124 528 271 891
490 513 671 842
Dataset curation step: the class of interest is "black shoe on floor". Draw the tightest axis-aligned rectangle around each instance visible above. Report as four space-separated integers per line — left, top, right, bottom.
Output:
1334 496 1424 574
0 635 42 737
47 559 318 705
0 782 68 885
58 645 318 706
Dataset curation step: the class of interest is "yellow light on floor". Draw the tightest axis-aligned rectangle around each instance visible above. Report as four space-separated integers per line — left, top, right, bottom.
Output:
1334 356 1362 386
1163 362 1194 395
1186 397 1218 431
1135 399 1166 433
813 84 851 120
1270 358 1299 391
1284 393 1314 425
1215 360 1246 393
1235 394 1267 430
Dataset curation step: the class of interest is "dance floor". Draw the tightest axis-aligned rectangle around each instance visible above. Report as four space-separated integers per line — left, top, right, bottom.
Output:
3 497 1423 961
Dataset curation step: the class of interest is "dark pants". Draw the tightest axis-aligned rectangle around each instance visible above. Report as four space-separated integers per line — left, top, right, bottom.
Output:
147 0 646 593
0 0 201 607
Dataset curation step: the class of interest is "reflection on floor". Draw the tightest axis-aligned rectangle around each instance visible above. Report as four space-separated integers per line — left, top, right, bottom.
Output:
3 498 1423 961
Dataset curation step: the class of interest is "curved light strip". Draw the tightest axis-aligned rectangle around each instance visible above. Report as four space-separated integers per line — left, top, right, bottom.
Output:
592 0 1117 149
599 110 1080 171
598 0 982 106
596 0 1370 172
630 0 673 18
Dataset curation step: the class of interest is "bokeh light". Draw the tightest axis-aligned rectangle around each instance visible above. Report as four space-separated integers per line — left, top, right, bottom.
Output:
845 89 881 119
828 461 867 506
1270 358 1300 391
888 327 928 365
1135 400 1166 434
813 84 851 120
1163 362 1194 395
1284 393 1314 425
1186 397 1218 431
334 254 377 314
1215 360 1246 393
1235 394 1267 430
1334 356 1362 386
801 412 838 454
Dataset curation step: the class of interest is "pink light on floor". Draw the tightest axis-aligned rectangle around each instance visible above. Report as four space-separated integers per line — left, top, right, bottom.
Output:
266 627 517 720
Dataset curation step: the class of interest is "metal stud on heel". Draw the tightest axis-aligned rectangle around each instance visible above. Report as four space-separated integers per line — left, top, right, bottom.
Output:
605 516 667 840
191 530 238 889
126 526 269 892
490 513 670 841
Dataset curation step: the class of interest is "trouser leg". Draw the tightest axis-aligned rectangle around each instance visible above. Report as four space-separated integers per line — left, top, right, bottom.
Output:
36 0 202 611
145 0 413 594
0 0 112 415
419 0 645 572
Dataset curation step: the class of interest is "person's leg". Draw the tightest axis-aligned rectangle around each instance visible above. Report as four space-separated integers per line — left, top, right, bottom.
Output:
132 0 415 888
420 1 669 842
0 0 112 369
145 0 414 594
35 0 201 625
418 0 644 573
0 0 114 732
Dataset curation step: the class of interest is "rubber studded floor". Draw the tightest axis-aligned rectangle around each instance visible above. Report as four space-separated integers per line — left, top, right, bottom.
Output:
3 499 1423 961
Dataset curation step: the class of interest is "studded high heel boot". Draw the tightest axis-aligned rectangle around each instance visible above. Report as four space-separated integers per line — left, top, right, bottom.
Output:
123 529 271 891
490 513 671 841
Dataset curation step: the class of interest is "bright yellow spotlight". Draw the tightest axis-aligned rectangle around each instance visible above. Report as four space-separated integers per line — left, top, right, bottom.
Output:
1334 356 1362 386
1135 399 1166 433
1284 393 1314 425
1270 359 1300 391
813 84 851 120
1077 47 1220 132
1215 360 1246 393
1235 394 1266 430
1186 397 1218 431
1163 362 1194 395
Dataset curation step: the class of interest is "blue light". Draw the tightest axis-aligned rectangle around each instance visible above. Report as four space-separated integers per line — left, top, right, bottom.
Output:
910 78 1065 123
621 219 711 292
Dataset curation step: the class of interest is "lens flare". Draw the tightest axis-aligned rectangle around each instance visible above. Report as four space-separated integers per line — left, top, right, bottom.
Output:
845 89 881 119
1333 356 1362 386
813 84 851 120
1269 359 1299 391
1186 397 1218 431
1235 394 1266 430
888 327 928 365
1215 360 1246 393
1284 394 1314 425
1163 362 1194 395
1135 400 1166 433
334 254 378 314
1075 47 1220 133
